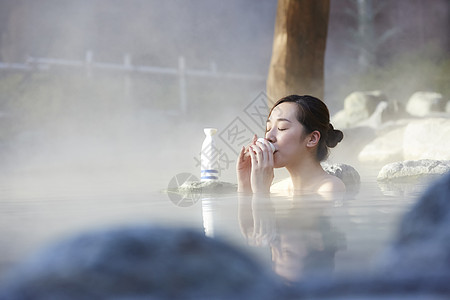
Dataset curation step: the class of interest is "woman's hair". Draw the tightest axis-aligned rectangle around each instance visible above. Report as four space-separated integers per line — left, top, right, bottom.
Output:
268 95 343 161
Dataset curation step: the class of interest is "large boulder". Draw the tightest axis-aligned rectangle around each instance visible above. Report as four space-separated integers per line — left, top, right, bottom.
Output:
332 91 386 128
377 171 450 280
331 126 376 164
403 118 450 160
358 126 405 163
344 91 388 126
330 109 348 130
377 159 450 182
286 173 450 299
0 226 284 300
331 91 402 130
406 91 447 117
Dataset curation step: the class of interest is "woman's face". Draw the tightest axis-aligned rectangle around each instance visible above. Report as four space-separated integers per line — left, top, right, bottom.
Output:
265 102 309 168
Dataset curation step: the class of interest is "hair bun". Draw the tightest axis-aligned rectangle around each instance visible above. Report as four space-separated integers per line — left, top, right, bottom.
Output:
326 124 343 148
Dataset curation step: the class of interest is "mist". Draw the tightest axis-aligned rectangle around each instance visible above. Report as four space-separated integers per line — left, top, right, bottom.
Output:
0 0 449 193
0 0 276 187
1 1 450 291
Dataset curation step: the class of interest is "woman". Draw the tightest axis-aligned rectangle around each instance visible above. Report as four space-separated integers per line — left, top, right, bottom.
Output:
236 95 345 196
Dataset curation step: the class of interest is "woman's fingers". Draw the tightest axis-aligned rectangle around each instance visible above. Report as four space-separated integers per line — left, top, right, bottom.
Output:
238 146 246 161
248 145 257 164
251 140 272 165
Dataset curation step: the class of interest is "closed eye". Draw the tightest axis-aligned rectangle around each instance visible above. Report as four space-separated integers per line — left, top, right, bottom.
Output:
278 128 287 131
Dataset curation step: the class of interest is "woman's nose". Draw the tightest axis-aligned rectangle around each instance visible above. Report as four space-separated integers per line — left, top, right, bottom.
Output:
265 129 276 143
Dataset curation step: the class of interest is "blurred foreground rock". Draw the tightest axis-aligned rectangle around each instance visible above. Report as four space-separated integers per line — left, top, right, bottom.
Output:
379 172 450 276
0 226 285 300
289 172 450 299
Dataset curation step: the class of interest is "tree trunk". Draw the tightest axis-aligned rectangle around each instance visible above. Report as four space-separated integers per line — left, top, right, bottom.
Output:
267 0 330 102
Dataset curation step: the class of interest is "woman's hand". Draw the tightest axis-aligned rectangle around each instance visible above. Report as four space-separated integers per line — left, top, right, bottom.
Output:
236 135 257 193
249 197 277 247
248 139 274 195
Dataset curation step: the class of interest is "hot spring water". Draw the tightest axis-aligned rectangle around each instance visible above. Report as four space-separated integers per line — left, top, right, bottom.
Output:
0 164 424 283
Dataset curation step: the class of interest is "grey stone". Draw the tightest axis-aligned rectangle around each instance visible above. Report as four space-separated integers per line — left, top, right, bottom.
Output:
322 162 361 196
344 91 388 126
403 118 450 161
377 159 450 182
330 109 348 130
358 126 405 163
378 172 450 276
0 226 284 300
377 176 438 197
331 126 376 164
354 101 389 129
177 180 237 194
406 91 446 117
287 173 450 299
331 93 403 130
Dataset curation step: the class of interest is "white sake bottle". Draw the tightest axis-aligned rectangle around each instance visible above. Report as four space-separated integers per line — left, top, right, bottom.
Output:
201 128 219 181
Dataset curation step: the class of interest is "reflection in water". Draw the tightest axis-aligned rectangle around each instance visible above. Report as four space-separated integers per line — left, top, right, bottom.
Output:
201 197 215 237
238 194 346 283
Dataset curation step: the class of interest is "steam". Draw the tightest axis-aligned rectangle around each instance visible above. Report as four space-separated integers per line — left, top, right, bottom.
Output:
0 0 448 187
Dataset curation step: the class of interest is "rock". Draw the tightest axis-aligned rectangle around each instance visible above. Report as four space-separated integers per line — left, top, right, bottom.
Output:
375 118 414 136
286 173 450 299
343 91 389 127
378 171 450 278
0 225 284 300
331 126 376 164
406 91 447 117
358 126 405 163
377 159 450 182
353 101 389 129
322 162 360 196
330 109 348 130
377 179 432 197
403 118 450 160
331 91 402 130
177 180 237 194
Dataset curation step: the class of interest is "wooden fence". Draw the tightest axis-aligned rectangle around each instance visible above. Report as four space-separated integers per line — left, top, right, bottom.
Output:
0 51 265 113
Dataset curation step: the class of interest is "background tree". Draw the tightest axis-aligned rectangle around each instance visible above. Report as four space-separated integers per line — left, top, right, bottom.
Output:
267 0 330 102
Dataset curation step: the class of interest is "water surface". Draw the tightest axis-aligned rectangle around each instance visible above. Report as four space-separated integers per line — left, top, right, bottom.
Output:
0 166 425 283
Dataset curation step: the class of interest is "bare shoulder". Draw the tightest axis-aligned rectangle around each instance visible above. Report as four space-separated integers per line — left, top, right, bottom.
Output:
317 174 346 194
270 177 293 195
